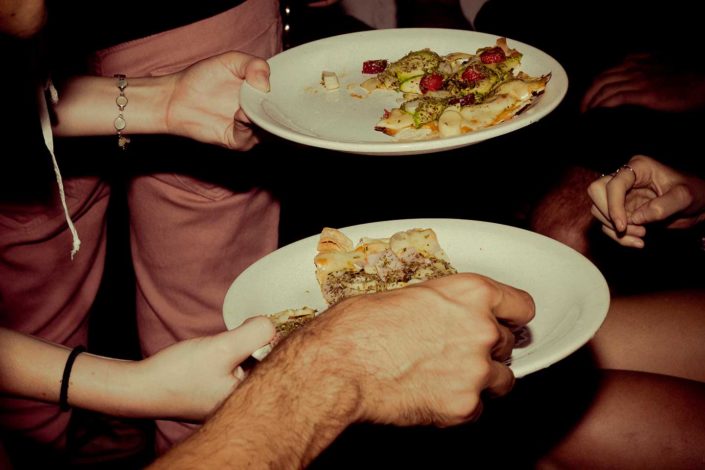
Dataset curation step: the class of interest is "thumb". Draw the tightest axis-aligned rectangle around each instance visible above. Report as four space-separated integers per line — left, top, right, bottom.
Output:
244 57 271 93
214 316 276 365
220 51 271 93
630 189 689 225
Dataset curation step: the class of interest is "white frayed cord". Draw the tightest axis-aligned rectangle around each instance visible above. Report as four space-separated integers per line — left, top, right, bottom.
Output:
40 80 81 259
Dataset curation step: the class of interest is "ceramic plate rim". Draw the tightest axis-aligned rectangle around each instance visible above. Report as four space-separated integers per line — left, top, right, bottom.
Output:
242 28 568 156
223 218 609 378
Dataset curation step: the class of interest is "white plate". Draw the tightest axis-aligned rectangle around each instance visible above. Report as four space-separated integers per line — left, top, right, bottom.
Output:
223 219 609 378
241 28 568 156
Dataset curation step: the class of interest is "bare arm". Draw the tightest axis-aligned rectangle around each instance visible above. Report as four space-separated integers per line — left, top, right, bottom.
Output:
52 52 271 151
0 327 136 410
153 331 362 468
0 319 274 421
151 274 535 468
2 0 270 151
52 75 170 137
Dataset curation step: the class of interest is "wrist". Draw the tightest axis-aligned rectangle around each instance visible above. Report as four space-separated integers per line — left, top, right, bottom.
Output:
283 315 367 421
267 327 365 426
207 325 363 467
120 75 172 136
52 74 172 137
59 346 86 411
306 300 383 422
68 354 145 417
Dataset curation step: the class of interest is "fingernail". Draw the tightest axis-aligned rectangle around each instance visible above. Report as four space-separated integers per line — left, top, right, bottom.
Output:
254 70 270 93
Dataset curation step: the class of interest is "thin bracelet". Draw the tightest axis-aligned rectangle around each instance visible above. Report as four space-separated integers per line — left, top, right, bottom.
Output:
60 345 86 412
114 74 130 150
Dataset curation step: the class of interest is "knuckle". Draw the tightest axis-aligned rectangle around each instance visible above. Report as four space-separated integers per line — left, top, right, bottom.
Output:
587 181 601 198
630 154 649 165
672 184 695 205
448 394 481 422
469 358 493 384
467 275 495 299
473 321 501 349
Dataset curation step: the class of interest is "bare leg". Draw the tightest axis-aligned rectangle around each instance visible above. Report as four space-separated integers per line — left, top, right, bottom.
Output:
530 167 598 255
590 289 705 383
538 370 705 469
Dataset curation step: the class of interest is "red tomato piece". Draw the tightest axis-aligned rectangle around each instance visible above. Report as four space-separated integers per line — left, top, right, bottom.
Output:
419 73 444 93
362 59 388 74
480 47 506 64
461 66 487 82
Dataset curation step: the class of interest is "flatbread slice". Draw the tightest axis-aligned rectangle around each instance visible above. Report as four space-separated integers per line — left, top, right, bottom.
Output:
314 227 457 305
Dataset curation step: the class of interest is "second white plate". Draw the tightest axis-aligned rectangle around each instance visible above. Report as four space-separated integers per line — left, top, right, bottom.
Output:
223 219 609 378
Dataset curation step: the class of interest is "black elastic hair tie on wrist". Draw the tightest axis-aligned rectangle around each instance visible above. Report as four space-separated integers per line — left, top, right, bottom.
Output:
60 345 86 412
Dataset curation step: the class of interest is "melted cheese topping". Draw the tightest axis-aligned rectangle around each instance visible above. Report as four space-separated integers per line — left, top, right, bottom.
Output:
389 228 450 261
314 227 457 304
314 250 366 285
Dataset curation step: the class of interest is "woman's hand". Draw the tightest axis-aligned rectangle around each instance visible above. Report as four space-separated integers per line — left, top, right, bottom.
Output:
587 155 705 247
137 317 274 421
164 51 271 151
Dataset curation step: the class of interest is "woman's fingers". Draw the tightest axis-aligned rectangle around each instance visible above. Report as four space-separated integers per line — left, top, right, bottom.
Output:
601 224 645 248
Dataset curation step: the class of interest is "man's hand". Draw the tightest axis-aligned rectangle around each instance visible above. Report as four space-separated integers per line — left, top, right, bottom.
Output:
581 53 705 113
315 273 535 427
150 274 534 469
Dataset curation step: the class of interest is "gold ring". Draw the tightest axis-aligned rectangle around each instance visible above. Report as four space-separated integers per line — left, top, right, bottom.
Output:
614 164 636 177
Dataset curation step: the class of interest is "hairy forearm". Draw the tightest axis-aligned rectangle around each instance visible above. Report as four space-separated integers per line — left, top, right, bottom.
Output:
151 330 363 469
0 328 156 418
51 75 173 138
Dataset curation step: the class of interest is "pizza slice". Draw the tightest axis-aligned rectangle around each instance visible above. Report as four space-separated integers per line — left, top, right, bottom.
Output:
253 226 456 359
314 227 457 305
359 37 550 140
269 306 318 340
434 73 550 137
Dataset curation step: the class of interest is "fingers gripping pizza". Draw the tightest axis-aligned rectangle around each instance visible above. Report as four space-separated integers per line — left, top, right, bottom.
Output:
314 227 457 305
253 306 318 360
359 38 550 140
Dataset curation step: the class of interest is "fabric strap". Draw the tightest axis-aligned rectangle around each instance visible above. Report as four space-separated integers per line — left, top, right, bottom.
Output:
39 80 81 259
